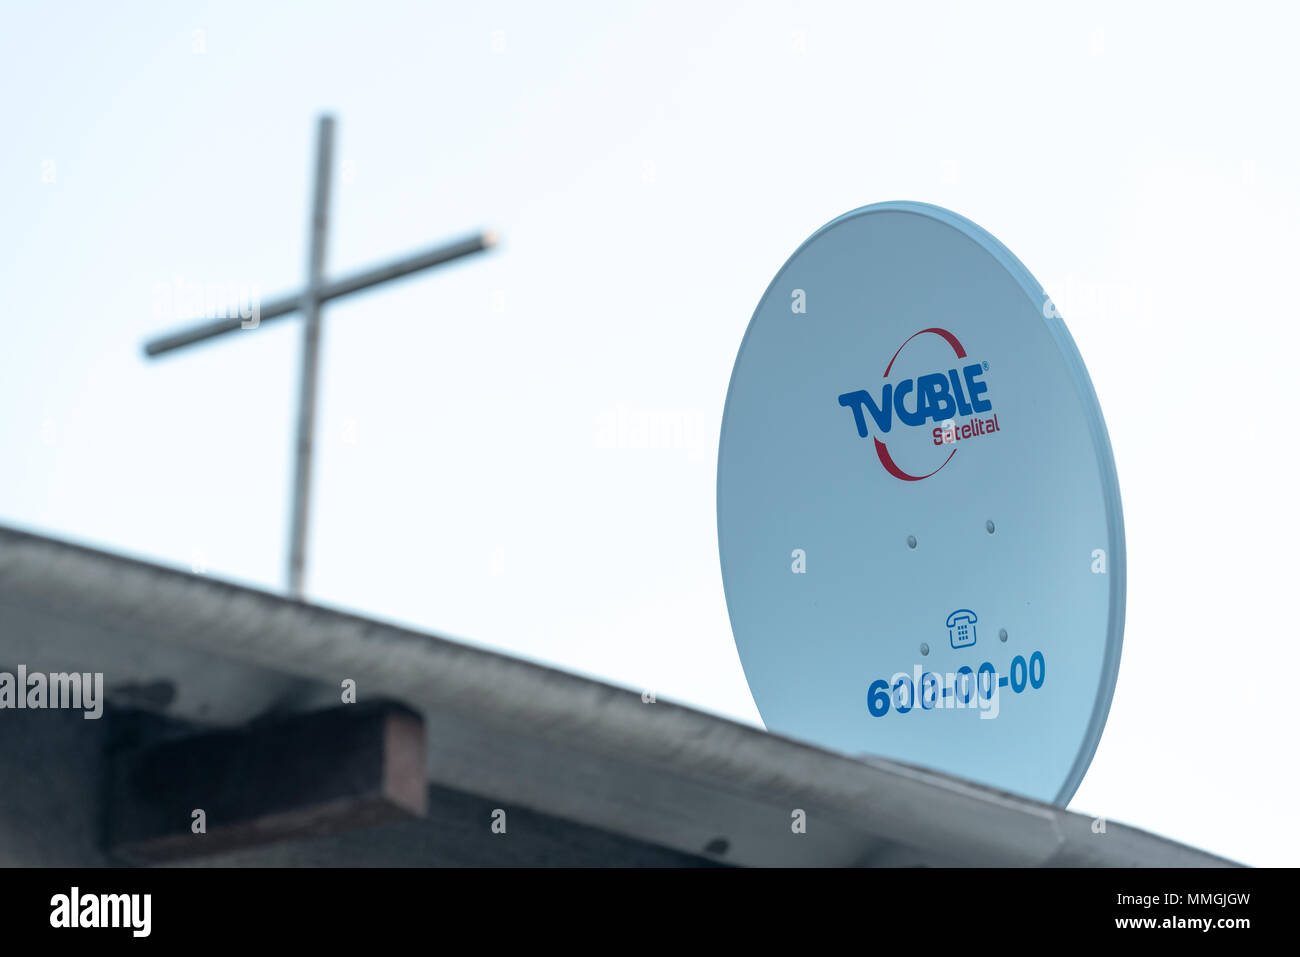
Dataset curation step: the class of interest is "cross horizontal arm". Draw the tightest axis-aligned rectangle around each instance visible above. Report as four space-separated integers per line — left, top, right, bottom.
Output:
143 231 497 357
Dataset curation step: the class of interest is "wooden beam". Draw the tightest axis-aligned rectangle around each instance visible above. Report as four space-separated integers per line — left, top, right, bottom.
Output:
106 701 426 864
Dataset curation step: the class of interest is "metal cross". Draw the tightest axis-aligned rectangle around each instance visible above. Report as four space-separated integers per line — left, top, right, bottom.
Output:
144 114 496 599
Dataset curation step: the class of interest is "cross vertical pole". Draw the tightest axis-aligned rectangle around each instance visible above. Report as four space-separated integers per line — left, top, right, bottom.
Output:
288 115 334 599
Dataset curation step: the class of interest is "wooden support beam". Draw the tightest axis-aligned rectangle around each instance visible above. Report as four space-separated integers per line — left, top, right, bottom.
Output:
106 701 426 864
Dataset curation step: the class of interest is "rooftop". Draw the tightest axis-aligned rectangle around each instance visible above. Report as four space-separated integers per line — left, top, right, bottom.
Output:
0 524 1236 867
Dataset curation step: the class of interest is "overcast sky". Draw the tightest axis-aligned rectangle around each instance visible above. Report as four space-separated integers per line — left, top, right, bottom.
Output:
2 1 1297 866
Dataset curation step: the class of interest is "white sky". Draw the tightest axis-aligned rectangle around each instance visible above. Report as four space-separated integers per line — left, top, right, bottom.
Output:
2 1 1296 866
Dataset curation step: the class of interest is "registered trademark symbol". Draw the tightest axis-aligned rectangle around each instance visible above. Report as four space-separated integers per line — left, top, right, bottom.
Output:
981 361 989 372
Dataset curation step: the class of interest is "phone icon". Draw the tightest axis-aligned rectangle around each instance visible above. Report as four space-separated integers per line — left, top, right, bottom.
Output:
946 609 978 649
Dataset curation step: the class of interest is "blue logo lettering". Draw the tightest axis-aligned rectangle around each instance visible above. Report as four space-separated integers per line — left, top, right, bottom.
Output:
839 364 991 438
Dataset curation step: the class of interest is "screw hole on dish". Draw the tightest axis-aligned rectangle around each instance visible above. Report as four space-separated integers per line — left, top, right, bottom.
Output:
999 628 1008 642
920 642 930 656
907 535 917 549
986 520 996 534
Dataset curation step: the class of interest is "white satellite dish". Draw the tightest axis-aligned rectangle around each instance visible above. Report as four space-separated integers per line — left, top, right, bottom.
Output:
717 202 1125 804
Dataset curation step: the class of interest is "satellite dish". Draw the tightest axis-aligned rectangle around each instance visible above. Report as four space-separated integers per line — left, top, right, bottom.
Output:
717 202 1125 805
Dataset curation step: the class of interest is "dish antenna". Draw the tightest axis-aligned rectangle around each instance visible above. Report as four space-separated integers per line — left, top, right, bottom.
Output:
717 202 1125 805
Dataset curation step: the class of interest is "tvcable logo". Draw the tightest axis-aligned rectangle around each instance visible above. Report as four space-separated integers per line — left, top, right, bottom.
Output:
837 327 999 481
